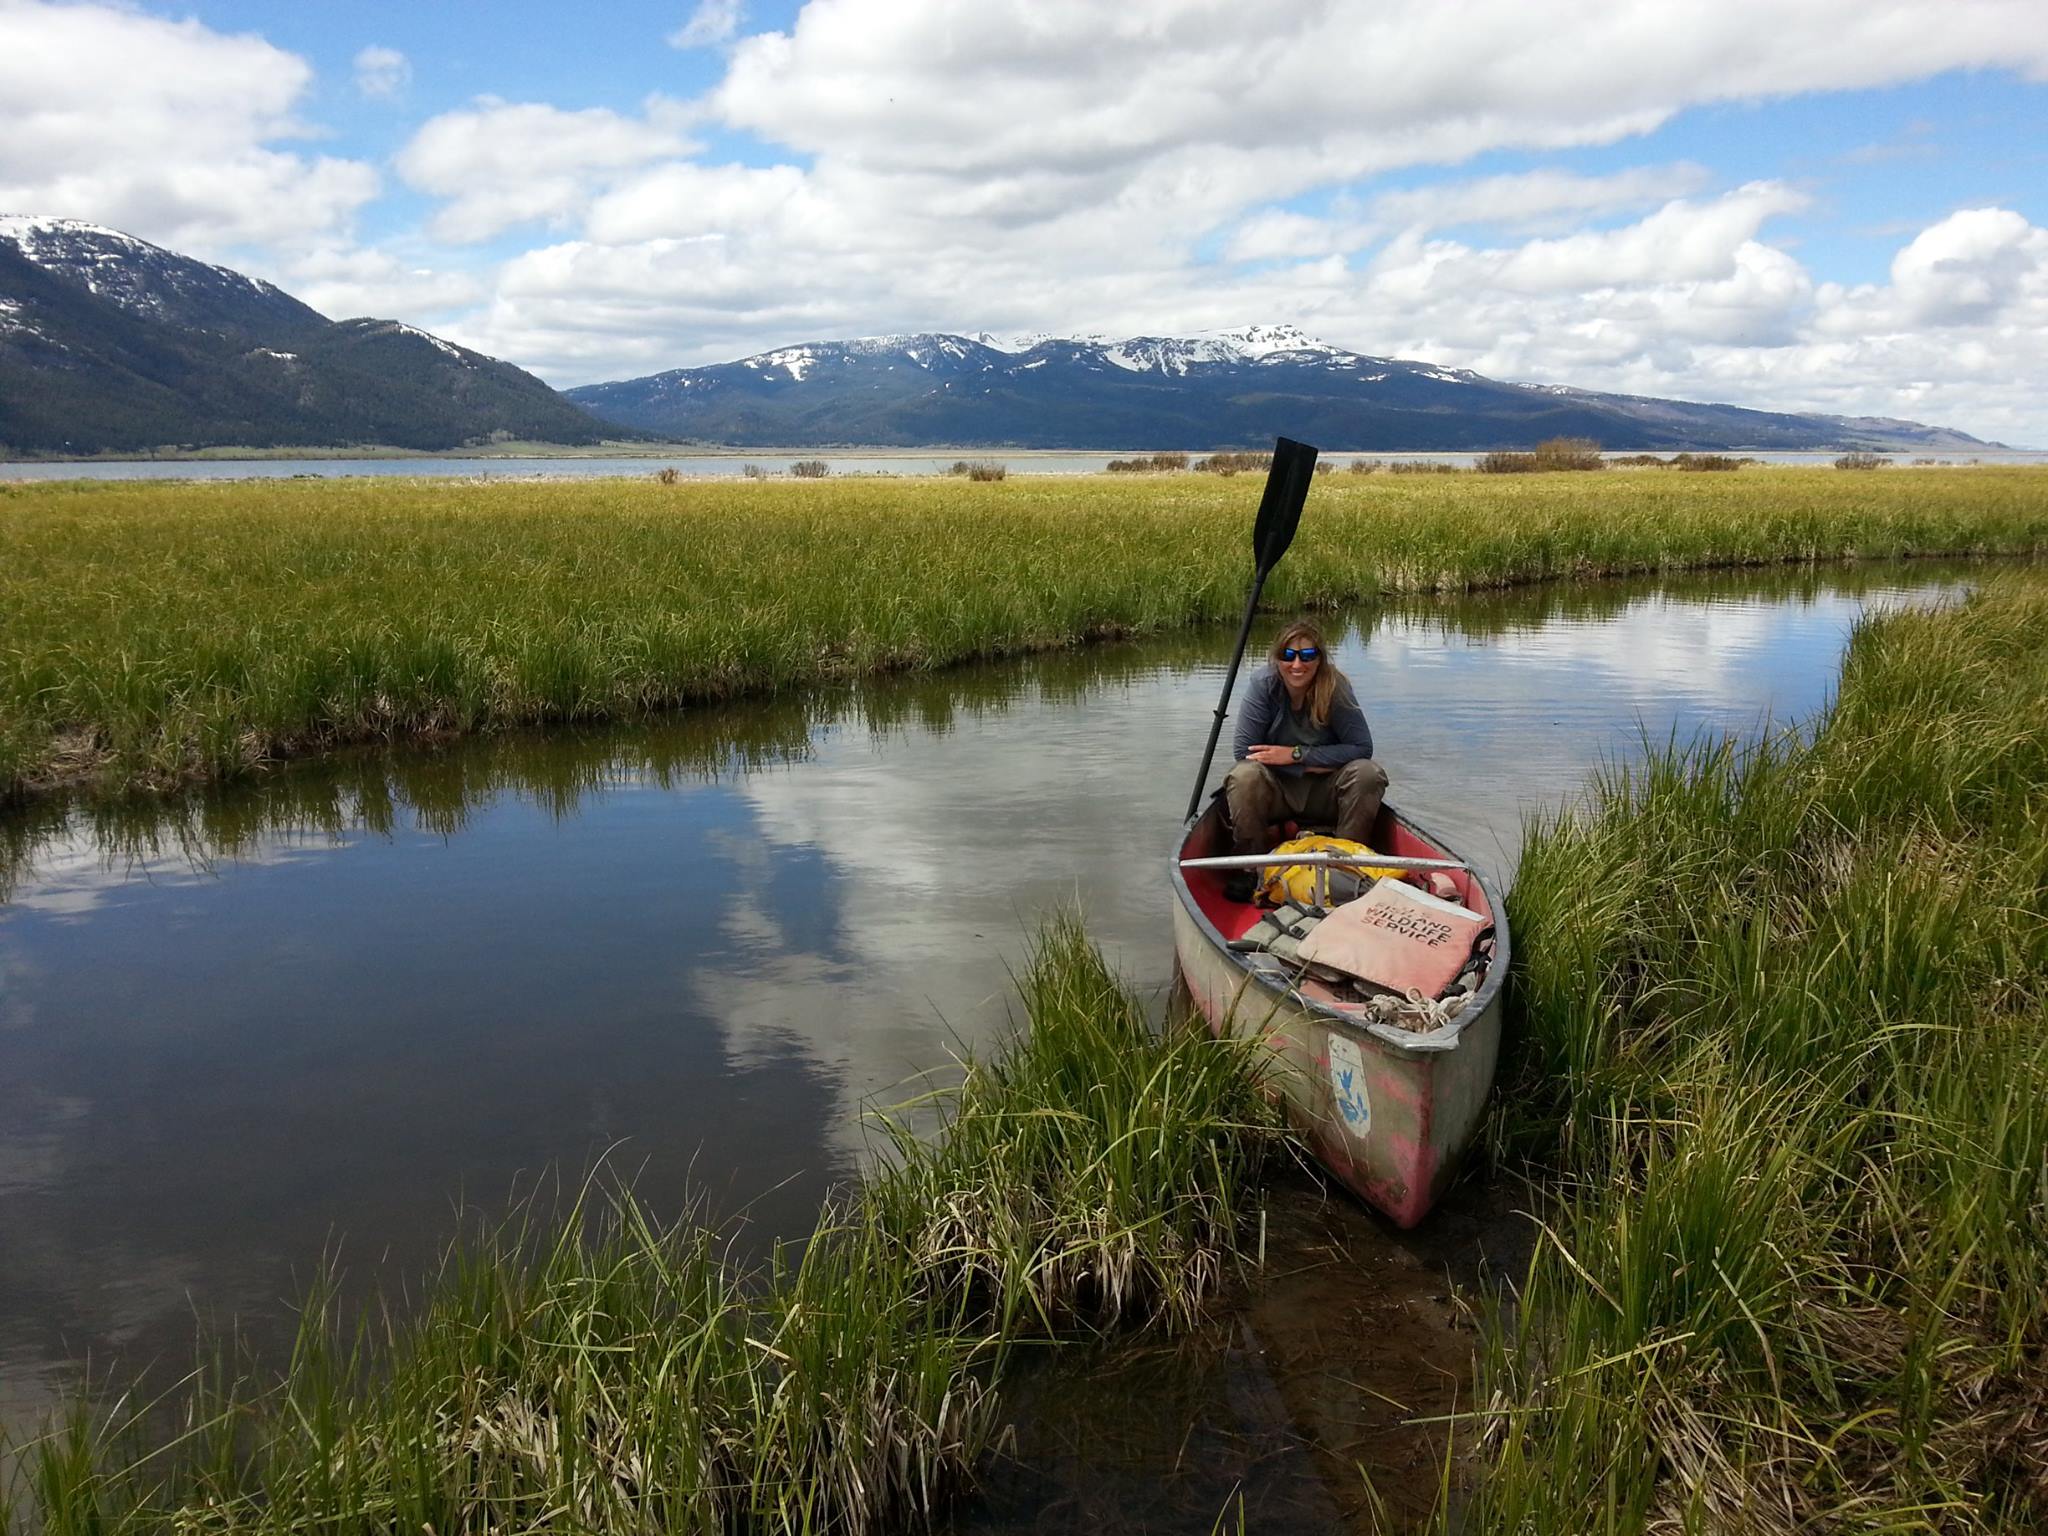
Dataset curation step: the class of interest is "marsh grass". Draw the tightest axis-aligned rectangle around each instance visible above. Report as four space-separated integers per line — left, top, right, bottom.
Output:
0 914 1279 1536
1457 574 2048 1530
869 912 1281 1337
2 469 2044 799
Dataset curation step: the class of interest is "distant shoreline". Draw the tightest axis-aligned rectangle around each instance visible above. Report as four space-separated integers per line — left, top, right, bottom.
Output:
3 441 2037 466
1 443 1217 464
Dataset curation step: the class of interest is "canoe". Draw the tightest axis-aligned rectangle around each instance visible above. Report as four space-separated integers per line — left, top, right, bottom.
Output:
1169 798 1510 1228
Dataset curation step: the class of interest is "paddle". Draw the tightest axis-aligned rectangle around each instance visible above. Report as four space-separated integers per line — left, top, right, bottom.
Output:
1183 436 1320 822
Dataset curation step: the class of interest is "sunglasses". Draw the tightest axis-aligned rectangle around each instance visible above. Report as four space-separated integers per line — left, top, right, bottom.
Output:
1279 646 1321 662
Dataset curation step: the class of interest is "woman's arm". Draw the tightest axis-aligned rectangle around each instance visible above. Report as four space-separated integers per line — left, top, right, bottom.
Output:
1300 682 1372 768
1231 670 1276 761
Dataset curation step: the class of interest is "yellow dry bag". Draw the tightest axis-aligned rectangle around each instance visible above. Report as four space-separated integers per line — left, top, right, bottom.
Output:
1256 835 1402 908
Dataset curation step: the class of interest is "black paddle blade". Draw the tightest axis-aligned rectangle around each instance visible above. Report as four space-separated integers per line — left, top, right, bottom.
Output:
1250 436 1319 575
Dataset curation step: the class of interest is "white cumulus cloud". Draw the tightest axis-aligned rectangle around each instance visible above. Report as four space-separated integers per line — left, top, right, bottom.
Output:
0 0 378 253
353 45 411 100
670 0 743 49
1881 207 2048 326
9 0 2048 442
395 98 698 243
1223 165 1716 263
280 245 486 325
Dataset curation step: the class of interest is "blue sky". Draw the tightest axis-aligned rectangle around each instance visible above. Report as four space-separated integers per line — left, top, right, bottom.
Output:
4 0 2047 442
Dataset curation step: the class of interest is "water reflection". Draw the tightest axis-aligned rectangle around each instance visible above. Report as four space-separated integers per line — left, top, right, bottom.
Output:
953 1170 1521 1535
0 560 1980 1459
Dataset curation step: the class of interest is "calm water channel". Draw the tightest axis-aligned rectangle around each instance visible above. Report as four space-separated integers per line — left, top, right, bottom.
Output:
0 563 1977 1527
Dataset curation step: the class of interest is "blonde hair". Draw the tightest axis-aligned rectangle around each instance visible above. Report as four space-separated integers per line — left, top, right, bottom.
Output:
1268 619 1346 727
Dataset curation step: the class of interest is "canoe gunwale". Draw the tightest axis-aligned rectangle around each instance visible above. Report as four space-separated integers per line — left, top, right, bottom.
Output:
1167 801 1512 1056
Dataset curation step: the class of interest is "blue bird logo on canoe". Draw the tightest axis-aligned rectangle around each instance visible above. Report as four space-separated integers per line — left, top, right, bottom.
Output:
1335 1066 1369 1132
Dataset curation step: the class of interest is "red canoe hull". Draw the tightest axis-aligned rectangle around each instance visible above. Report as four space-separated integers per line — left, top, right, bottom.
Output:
1169 801 1509 1228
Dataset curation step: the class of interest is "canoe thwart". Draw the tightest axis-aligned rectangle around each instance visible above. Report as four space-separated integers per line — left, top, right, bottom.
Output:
1178 852 1471 874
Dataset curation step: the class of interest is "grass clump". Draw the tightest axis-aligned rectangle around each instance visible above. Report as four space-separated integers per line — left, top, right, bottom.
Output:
1103 453 1187 473
1191 451 1273 475
1584 452 1750 470
2 468 2044 799
1476 451 1539 474
871 912 1281 1336
1836 450 1892 470
1481 438 1604 473
0 913 1280 1535
946 460 1008 481
1457 573 2048 1530
1532 436 1604 471
8 1192 996 1536
788 460 830 479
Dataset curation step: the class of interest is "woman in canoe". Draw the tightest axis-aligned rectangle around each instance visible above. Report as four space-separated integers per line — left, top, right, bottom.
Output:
1224 619 1387 878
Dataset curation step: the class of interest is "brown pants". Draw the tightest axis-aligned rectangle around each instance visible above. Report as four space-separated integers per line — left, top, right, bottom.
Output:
1225 758 1389 851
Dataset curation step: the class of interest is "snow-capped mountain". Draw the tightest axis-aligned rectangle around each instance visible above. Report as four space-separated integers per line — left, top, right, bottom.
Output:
967 323 1357 373
0 215 324 342
0 216 1997 456
566 328 1993 452
0 217 623 455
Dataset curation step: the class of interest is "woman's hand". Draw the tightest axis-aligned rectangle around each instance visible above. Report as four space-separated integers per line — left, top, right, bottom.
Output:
1245 743 1297 766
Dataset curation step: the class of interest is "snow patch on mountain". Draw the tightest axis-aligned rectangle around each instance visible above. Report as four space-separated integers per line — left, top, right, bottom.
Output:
388 321 467 360
710 326 1378 381
338 317 478 363
761 346 814 381
0 214 148 259
975 323 1355 370
977 329 1120 353
1 213 297 326
1196 322 1349 360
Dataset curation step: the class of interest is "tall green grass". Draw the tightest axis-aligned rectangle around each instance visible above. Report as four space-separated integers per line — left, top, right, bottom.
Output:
2 469 2043 798
0 914 1279 1536
1458 574 2048 1530
869 912 1278 1337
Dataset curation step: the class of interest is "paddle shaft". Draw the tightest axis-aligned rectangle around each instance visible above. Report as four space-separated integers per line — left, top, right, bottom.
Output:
1182 570 1269 822
1182 437 1319 822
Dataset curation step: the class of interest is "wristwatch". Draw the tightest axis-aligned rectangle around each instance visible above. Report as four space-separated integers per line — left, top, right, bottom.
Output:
1291 745 1304 763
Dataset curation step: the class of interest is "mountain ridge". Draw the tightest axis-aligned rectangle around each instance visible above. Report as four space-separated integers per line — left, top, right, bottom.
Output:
0 218 2007 456
566 325 2001 453
0 216 625 455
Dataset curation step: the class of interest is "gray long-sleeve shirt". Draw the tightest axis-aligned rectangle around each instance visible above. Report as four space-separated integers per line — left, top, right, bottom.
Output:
1231 668 1374 775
